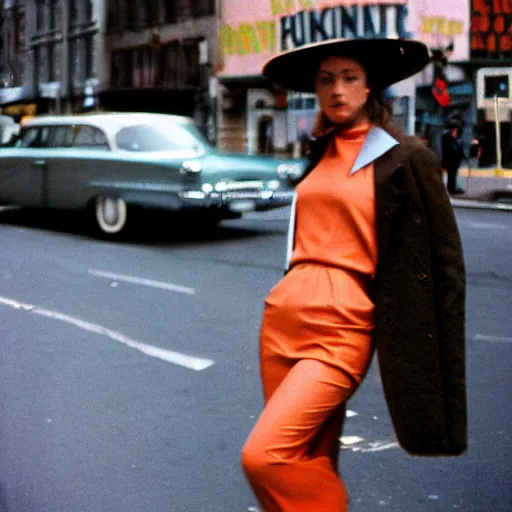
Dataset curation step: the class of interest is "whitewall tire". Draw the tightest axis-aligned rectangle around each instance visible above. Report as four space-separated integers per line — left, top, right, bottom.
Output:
94 196 128 234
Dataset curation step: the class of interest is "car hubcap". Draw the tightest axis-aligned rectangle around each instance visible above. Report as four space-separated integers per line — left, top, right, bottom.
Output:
95 196 127 234
102 198 119 225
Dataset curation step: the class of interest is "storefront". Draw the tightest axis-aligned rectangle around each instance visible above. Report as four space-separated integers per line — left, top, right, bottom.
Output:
468 0 512 168
217 0 472 157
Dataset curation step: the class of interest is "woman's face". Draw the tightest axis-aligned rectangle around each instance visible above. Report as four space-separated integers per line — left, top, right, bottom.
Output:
315 56 370 127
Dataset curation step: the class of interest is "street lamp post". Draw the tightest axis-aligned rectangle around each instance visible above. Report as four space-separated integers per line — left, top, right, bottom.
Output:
493 95 502 171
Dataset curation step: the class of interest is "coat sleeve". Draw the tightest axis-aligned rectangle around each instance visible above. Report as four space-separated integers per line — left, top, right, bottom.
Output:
409 146 468 454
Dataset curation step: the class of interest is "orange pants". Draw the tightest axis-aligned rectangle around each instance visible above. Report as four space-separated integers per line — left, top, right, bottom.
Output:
242 358 358 512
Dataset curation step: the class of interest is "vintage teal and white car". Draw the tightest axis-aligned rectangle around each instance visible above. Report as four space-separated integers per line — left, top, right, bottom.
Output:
0 113 303 235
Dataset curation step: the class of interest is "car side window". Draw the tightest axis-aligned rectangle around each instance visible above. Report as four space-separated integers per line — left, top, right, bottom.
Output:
16 126 50 148
71 126 110 150
48 126 75 148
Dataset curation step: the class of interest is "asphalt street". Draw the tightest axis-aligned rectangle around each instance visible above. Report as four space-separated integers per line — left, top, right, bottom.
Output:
0 206 511 512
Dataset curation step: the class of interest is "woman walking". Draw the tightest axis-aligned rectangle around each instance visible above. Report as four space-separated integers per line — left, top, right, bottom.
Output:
241 38 467 512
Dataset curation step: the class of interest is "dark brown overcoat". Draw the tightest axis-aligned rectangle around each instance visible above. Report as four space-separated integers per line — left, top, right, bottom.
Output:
299 127 467 457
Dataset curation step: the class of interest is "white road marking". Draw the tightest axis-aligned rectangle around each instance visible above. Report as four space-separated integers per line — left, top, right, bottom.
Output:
340 438 399 453
340 436 364 445
474 334 512 344
0 296 214 371
89 269 195 295
466 221 507 229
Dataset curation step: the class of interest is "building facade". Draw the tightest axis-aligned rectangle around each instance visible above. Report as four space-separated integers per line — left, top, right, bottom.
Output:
102 0 218 140
216 0 479 159
0 0 32 119
0 0 219 141
0 0 105 120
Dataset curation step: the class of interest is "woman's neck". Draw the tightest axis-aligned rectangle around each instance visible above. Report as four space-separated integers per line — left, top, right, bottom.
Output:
334 117 372 141
336 113 371 133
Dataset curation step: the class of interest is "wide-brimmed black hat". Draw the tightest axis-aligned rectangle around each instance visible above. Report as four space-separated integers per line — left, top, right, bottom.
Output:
262 38 430 92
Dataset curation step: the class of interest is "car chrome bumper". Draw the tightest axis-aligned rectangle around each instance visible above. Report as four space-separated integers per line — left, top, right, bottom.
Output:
221 190 294 212
178 189 294 212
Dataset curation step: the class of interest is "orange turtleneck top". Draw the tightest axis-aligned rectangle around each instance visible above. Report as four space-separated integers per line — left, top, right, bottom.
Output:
262 123 377 380
289 122 378 277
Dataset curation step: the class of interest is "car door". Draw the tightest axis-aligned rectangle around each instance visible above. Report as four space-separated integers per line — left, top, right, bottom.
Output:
0 125 51 207
45 124 111 209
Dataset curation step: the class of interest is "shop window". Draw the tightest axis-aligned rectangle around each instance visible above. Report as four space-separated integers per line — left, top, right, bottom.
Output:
111 51 131 88
85 35 94 79
125 0 136 29
49 0 61 30
69 38 83 83
70 0 78 26
134 1 149 28
305 97 316 109
48 43 60 82
86 0 94 22
160 42 181 87
107 0 119 31
15 9 26 49
176 0 192 20
191 0 215 17
182 40 200 86
35 46 49 84
36 0 46 32
147 0 163 25
164 0 177 23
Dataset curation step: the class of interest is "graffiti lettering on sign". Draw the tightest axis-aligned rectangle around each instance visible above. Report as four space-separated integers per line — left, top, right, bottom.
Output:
471 0 512 58
280 4 411 50
221 22 276 56
420 17 464 37
220 2 411 57
271 0 313 16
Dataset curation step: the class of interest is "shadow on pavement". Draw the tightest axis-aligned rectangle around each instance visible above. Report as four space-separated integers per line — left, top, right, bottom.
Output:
0 207 285 246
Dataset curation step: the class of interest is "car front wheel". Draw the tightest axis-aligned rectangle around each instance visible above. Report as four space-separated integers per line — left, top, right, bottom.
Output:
94 196 128 234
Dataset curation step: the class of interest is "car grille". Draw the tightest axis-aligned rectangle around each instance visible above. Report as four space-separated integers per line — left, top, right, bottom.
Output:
221 190 266 200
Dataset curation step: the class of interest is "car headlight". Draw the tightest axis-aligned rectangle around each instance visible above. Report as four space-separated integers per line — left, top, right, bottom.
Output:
180 160 202 175
214 182 228 192
277 162 303 180
202 183 214 194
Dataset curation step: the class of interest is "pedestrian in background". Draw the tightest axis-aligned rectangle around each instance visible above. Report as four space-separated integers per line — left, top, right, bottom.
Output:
442 121 466 195
241 38 467 512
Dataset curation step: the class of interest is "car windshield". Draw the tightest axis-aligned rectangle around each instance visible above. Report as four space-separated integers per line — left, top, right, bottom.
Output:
115 122 208 152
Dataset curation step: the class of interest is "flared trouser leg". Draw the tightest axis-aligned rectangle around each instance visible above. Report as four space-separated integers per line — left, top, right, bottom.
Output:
241 359 356 512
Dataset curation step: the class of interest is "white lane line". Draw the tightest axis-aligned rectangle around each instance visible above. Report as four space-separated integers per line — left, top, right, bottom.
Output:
474 334 512 344
0 296 214 371
89 269 195 295
466 221 507 229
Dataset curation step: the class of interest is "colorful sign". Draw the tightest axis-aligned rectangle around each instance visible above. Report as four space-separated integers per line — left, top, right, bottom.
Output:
219 0 471 77
409 0 470 62
471 0 511 59
219 0 410 77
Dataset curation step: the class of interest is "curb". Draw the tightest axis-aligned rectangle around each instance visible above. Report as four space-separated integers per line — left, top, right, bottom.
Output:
450 199 512 211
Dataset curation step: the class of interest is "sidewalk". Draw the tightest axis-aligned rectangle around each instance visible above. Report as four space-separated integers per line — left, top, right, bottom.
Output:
448 167 512 211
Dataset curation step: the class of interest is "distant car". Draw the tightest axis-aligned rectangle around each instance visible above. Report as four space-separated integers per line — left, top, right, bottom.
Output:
0 113 303 235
